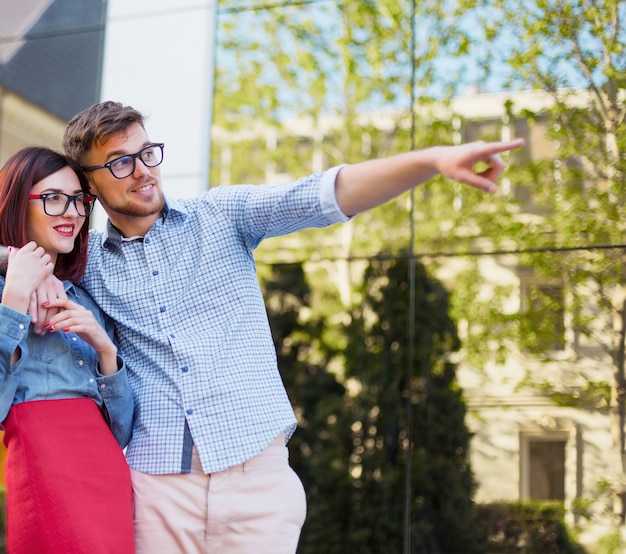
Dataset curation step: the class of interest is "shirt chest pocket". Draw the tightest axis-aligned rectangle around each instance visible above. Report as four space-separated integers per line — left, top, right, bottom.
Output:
27 332 71 364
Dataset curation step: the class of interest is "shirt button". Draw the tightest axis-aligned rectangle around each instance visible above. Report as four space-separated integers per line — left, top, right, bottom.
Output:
78 360 84 366
160 306 166 313
72 337 78 342
145 238 151 244
182 366 188 373
186 409 193 415
18 323 25 330
100 383 106 390
89 378 95 384
170 334 176 339
152 270 159 276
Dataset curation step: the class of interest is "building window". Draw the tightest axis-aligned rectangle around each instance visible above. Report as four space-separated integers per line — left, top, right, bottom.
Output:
463 118 502 143
528 440 566 500
520 430 569 502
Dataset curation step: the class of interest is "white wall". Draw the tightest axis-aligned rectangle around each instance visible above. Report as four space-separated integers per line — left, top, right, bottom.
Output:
93 0 217 228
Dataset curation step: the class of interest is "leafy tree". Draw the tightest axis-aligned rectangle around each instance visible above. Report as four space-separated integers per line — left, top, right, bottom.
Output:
211 0 496 275
262 263 354 553
212 0 626 543
343 255 482 552
262 257 483 552
472 0 626 518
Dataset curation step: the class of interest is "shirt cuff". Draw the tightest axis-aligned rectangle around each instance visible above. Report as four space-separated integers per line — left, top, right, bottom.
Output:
320 165 352 223
0 304 31 341
96 356 130 397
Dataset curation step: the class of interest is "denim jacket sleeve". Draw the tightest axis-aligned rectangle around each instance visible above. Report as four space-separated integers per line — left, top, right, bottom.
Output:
0 304 31 423
96 355 134 449
84 289 134 449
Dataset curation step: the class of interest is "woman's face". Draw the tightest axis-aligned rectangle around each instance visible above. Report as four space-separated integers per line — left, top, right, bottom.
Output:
26 166 87 264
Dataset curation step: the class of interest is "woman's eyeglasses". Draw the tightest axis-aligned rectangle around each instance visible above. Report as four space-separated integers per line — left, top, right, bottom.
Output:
28 192 96 217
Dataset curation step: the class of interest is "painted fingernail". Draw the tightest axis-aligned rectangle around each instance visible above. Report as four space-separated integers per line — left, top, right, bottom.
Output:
42 301 50 307
7 246 12 253
43 321 50 328
62 328 70 332
49 325 56 331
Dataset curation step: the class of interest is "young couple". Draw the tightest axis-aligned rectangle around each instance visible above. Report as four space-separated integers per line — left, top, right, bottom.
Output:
0 100 523 553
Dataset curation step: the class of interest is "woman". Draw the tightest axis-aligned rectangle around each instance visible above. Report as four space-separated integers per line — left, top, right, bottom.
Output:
0 147 134 553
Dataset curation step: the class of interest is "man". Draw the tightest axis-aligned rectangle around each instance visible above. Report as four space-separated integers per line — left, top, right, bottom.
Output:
29 101 524 553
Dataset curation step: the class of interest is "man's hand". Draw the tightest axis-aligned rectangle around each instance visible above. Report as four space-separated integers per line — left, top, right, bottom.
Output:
434 139 525 193
2 243 55 315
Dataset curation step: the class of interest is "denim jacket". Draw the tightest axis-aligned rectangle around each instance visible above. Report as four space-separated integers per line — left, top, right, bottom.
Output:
0 278 134 448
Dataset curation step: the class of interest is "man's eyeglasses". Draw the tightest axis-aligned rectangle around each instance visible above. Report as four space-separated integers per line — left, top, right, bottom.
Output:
82 143 165 179
28 193 96 217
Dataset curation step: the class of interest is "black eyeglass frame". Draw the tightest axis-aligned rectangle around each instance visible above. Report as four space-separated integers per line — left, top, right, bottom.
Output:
82 143 165 179
28 192 96 217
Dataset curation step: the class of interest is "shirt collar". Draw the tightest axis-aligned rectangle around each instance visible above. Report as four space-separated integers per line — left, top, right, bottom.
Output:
63 280 78 296
101 195 188 249
162 195 189 221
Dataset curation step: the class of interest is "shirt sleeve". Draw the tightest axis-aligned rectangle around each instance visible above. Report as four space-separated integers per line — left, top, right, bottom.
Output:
96 356 134 448
84 290 134 449
319 164 351 222
207 166 352 250
0 304 30 422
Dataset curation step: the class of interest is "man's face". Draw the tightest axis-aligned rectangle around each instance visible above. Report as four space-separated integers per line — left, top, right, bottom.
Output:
83 123 165 232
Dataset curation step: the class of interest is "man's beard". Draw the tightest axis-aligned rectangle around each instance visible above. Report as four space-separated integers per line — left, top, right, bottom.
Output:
106 190 165 218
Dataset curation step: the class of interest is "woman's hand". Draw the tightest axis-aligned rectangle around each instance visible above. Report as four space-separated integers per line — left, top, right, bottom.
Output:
45 298 119 376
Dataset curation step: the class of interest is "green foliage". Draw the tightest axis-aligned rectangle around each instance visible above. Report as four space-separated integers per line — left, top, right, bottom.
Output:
476 501 587 554
343 255 482 553
519 283 565 353
537 380 611 410
262 257 485 552
217 0 626 542
570 497 596 522
448 259 519 368
478 2 626 494
214 1 488 133
596 527 626 554
263 263 354 553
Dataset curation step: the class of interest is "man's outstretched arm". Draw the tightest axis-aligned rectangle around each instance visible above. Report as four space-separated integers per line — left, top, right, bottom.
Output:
0 138 523 332
334 139 524 216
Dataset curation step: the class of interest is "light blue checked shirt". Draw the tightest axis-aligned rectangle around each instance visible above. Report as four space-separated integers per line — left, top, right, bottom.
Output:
80 166 349 474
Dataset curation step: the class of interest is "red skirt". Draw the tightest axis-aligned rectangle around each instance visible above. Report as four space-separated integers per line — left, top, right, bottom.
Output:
3 398 135 553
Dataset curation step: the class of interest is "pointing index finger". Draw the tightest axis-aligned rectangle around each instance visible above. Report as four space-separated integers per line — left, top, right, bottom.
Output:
483 138 525 155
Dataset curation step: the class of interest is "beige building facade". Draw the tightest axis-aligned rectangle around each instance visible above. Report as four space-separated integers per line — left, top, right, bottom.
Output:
0 88 65 165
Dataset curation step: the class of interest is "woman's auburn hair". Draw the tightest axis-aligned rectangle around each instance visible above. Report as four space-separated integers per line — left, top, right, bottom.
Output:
0 146 91 283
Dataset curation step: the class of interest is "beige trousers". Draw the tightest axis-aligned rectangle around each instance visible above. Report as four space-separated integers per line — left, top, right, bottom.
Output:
131 435 307 554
